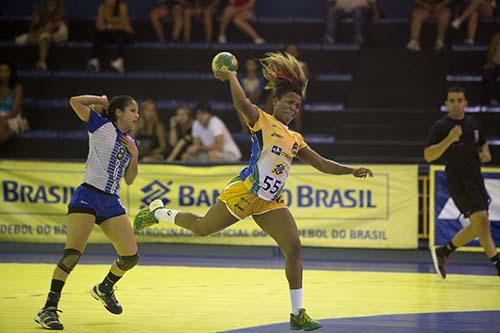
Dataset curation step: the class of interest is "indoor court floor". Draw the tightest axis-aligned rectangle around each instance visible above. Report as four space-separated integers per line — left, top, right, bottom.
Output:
0 248 499 333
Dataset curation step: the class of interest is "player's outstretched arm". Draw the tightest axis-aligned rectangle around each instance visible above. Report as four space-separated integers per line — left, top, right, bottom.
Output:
297 146 373 178
69 95 109 122
215 69 259 127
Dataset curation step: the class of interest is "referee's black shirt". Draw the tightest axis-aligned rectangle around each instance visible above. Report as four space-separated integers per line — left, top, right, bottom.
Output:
425 115 486 177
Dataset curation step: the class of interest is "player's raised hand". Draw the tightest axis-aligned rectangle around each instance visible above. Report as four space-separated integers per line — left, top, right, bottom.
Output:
352 167 373 178
214 69 236 82
448 125 462 143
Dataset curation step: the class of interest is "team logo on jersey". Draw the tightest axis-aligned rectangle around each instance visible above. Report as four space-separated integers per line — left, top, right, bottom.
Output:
117 146 127 160
271 145 282 156
140 180 172 209
292 142 299 154
273 163 286 175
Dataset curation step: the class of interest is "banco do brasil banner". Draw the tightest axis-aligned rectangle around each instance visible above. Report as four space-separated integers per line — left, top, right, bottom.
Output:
0 160 418 248
430 165 500 252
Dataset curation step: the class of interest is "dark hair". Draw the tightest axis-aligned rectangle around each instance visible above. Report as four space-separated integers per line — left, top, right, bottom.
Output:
105 95 135 122
0 61 18 89
112 0 121 16
35 0 66 26
195 102 212 114
447 86 466 95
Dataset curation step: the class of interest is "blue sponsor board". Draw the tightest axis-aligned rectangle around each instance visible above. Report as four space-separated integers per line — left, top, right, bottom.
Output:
432 168 500 250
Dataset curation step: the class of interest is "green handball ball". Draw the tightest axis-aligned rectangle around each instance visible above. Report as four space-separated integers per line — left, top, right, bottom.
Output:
211 52 238 74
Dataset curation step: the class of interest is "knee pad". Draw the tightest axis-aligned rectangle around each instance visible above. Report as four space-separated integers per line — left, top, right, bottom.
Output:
116 253 139 271
57 248 82 273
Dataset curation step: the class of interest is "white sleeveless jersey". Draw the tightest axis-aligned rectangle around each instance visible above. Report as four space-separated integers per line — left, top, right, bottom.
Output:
83 112 132 195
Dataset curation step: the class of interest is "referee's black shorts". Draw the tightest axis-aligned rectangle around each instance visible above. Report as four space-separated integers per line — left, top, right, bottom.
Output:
447 173 490 218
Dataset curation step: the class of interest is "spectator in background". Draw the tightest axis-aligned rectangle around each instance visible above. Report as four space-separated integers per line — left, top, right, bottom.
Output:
150 0 184 43
238 58 263 132
451 0 496 44
183 0 220 43
285 43 309 131
323 0 380 45
132 99 168 161
183 103 241 162
483 32 500 106
15 0 68 70
0 62 28 144
407 0 452 51
241 58 263 104
87 0 134 73
166 106 194 161
218 0 264 44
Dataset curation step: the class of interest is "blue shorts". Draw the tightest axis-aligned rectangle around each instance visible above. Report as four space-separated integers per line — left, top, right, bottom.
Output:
68 183 126 225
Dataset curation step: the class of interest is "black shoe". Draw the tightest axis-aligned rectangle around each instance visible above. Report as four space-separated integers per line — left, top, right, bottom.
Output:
431 246 449 279
34 306 63 330
90 284 123 314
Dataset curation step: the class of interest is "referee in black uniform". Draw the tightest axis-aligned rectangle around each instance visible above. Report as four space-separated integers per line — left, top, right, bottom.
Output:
424 86 499 279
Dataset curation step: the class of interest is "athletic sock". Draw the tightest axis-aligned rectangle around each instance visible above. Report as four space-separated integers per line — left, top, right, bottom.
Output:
154 208 180 224
290 288 303 315
44 279 65 308
441 241 457 257
99 272 122 293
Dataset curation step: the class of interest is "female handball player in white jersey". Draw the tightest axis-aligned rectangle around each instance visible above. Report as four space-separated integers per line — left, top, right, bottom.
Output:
35 94 140 330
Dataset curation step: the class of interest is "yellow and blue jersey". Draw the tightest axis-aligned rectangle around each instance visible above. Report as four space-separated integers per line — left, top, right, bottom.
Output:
239 108 308 201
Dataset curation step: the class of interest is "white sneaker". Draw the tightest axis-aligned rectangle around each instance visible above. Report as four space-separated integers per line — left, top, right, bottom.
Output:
323 35 334 45
36 61 47 70
218 35 227 44
451 18 462 29
110 58 124 73
87 58 100 72
149 199 164 211
15 33 29 45
464 38 474 45
254 37 265 44
434 40 445 51
406 40 421 51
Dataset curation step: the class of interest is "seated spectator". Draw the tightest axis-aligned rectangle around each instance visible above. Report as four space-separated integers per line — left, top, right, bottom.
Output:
483 31 500 106
150 0 184 43
166 106 194 161
285 43 309 131
182 103 241 162
0 62 29 144
323 0 379 45
218 0 264 44
15 0 68 70
237 58 263 132
241 58 263 104
87 0 134 73
285 43 309 79
183 0 220 43
407 0 452 51
451 0 496 44
133 99 168 161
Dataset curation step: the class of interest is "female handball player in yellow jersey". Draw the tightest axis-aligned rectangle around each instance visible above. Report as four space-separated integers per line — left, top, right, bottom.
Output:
135 51 373 331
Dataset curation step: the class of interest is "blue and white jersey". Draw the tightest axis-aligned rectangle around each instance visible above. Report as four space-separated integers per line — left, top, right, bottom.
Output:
83 112 132 195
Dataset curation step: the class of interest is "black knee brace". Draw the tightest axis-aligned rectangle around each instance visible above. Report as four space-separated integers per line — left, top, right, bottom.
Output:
116 253 139 271
57 248 82 273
